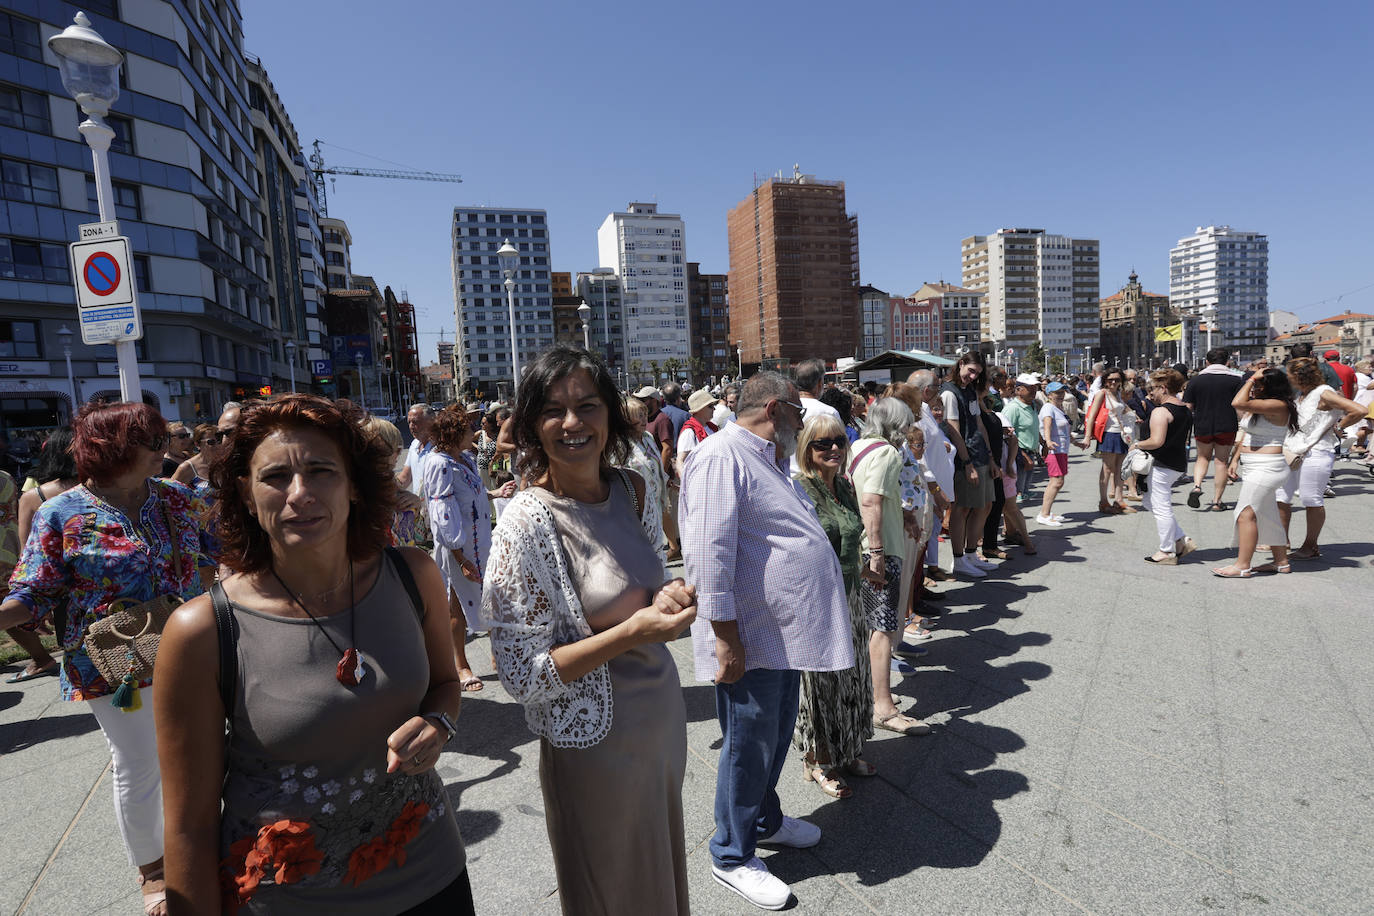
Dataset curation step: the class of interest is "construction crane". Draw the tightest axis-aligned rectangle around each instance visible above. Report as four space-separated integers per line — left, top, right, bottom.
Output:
308 139 462 216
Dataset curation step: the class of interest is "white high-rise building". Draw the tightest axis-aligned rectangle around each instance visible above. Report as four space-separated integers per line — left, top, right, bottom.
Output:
1169 226 1269 360
451 207 554 397
961 229 1100 355
597 203 691 367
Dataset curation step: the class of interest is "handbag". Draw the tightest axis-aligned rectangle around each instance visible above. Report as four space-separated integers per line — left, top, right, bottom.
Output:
1281 447 1304 470
83 503 184 710
1123 447 1154 478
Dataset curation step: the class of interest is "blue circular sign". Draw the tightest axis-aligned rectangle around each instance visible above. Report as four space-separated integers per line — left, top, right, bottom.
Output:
82 251 121 297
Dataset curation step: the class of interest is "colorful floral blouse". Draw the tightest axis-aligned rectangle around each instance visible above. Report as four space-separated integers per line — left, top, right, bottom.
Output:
6 479 214 701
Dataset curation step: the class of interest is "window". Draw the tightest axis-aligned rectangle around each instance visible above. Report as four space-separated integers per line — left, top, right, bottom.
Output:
1 158 59 205
0 318 39 357
0 83 49 133
0 237 70 282
133 255 151 292
0 13 41 62
87 177 141 220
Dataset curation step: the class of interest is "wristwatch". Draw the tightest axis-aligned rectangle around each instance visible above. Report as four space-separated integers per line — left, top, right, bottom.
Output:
422 711 458 743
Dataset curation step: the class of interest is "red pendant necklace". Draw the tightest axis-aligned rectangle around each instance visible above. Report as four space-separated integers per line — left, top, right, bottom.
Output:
270 561 365 686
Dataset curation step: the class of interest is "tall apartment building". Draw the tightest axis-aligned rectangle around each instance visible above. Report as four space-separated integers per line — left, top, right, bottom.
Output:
891 289 944 353
961 229 1100 355
450 207 554 396
437 338 454 372
726 169 860 368
0 1 283 428
246 56 325 393
857 286 890 358
597 202 690 367
1169 225 1269 360
574 268 623 372
687 263 730 379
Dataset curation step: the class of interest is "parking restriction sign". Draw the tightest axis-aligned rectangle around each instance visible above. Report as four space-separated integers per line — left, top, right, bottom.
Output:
69 233 142 344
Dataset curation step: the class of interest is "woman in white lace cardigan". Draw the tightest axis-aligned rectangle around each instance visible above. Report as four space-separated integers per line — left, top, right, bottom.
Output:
483 347 697 915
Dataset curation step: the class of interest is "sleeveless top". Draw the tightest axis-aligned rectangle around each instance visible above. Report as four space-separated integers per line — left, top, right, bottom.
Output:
219 553 464 914
1242 413 1289 450
941 381 990 466
1294 385 1340 454
1144 403 1192 472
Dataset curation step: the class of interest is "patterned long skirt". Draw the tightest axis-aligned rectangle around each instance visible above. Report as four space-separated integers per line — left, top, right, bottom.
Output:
793 584 875 766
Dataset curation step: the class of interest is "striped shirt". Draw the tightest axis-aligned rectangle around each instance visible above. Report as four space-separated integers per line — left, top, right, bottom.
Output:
680 422 854 681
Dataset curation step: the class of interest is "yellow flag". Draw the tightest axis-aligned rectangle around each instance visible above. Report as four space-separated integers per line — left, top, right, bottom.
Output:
1154 324 1182 342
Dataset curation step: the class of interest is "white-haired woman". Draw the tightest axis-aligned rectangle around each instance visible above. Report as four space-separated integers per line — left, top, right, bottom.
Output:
849 397 929 737
792 414 875 797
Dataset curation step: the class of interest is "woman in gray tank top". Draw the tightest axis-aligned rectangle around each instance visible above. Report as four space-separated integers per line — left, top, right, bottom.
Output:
155 396 473 915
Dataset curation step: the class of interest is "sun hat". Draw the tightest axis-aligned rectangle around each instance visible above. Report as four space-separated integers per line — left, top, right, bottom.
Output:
687 389 719 413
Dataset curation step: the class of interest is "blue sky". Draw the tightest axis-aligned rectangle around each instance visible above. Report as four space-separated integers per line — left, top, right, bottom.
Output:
246 0 1374 357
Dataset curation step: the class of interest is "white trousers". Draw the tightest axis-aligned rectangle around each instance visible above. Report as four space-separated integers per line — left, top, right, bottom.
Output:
1142 465 1185 554
88 692 164 866
1276 449 1335 508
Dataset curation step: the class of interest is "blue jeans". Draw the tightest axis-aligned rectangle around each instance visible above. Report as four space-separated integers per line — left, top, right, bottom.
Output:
710 667 801 868
1016 461 1036 502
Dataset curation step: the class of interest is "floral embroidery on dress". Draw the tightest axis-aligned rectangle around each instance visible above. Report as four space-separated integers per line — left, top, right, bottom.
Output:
219 819 324 913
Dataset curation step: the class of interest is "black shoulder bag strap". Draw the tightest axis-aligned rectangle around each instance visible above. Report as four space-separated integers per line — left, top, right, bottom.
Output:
211 580 238 769
385 546 425 622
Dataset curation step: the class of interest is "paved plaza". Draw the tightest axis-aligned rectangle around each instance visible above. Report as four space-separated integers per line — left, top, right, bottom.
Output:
4 453 1373 915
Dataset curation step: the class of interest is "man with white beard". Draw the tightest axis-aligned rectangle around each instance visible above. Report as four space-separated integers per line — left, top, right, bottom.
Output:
680 372 854 910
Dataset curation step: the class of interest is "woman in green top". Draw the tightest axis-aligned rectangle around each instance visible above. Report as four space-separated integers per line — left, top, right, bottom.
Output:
792 415 876 799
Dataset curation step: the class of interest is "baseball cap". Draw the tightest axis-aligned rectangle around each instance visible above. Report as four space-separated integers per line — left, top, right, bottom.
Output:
1323 350 1340 360
1046 381 1066 393
632 385 661 400
1015 372 1043 387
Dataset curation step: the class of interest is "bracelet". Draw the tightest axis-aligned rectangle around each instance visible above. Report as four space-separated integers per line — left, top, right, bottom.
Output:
869 544 884 552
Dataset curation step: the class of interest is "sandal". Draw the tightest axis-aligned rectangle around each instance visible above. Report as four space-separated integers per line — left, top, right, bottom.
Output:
1211 565 1256 579
1250 562 1292 574
1289 546 1321 560
1113 502 1138 514
459 673 484 692
1174 537 1198 559
845 758 877 778
1186 487 1203 508
801 761 851 798
6 661 59 683
872 710 931 736
1143 553 1178 566
138 869 167 916
1207 501 1227 512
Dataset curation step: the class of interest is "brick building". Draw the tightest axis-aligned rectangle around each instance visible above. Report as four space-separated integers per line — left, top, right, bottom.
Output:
726 168 860 369
1098 272 1174 366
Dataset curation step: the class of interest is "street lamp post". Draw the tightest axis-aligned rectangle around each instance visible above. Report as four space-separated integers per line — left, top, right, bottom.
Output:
284 339 297 393
498 239 521 396
57 324 77 407
48 13 141 404
354 353 365 410
736 340 743 379
1202 304 1216 355
577 300 592 350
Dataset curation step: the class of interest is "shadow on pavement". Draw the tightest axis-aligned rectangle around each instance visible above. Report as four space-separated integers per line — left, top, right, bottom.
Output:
0 707 100 753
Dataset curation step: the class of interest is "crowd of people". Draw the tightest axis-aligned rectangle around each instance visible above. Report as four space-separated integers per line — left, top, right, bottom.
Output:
0 340 1370 914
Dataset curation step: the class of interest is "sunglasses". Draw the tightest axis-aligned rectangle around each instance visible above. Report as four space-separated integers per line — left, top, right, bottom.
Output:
205 431 232 444
808 437 847 451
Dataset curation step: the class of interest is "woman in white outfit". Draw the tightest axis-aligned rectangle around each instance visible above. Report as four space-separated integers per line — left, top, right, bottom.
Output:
423 405 516 690
1276 357 1368 560
1213 368 1295 577
1128 369 1194 566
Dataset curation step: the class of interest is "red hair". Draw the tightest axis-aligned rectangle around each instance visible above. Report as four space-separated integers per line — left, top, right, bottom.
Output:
71 401 167 483
208 394 396 573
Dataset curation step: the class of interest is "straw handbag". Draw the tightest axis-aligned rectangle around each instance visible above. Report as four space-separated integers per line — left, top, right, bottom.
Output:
83 505 184 710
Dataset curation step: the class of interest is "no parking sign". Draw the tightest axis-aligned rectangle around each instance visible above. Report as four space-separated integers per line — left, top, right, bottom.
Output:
69 229 142 344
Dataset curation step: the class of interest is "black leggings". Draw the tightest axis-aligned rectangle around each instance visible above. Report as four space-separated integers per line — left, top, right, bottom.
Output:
982 478 1006 554
401 869 475 916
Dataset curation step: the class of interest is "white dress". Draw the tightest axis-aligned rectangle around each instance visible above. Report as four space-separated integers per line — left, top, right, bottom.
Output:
423 450 491 628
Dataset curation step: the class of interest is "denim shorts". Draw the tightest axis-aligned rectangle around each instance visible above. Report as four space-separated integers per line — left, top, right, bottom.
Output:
1099 432 1127 454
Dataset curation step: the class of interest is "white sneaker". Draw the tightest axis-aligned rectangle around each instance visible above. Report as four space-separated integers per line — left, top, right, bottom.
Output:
1035 515 1063 528
953 555 987 578
759 814 822 848
968 554 998 570
712 856 791 910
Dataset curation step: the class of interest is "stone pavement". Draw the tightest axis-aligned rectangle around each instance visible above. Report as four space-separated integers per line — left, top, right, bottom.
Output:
4 453 1373 915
